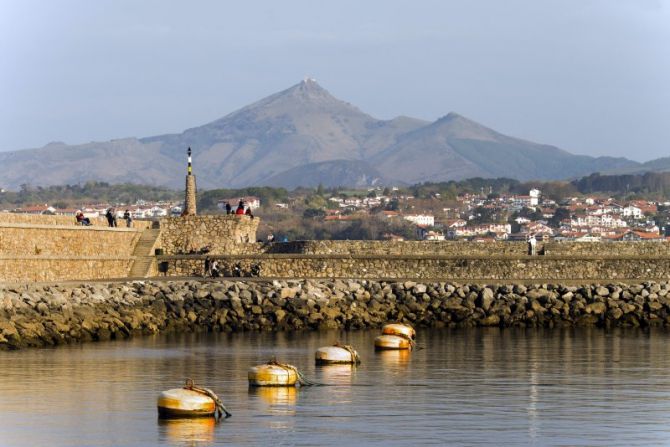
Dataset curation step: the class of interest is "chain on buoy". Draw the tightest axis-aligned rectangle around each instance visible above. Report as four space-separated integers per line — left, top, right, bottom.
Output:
375 323 417 350
248 357 320 387
157 379 231 420
315 342 361 365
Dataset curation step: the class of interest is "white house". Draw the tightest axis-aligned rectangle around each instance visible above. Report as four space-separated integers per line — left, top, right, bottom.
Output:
403 214 435 227
622 205 643 219
529 189 541 206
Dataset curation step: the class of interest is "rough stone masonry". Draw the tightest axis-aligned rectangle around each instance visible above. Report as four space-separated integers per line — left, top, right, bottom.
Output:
2 279 670 350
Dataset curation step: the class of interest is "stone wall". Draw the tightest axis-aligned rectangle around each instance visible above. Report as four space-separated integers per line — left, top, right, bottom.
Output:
157 254 670 281
0 224 141 257
543 241 670 257
234 240 670 258
0 215 148 282
2 279 670 350
0 258 134 282
158 215 259 255
260 240 529 256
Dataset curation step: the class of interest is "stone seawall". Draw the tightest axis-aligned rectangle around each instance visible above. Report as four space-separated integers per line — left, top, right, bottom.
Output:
159 215 259 255
159 254 670 281
3 279 670 350
260 240 530 256
0 258 135 283
0 224 142 257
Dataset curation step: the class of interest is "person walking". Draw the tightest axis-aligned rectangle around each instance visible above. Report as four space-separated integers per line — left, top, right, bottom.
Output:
225 202 232 215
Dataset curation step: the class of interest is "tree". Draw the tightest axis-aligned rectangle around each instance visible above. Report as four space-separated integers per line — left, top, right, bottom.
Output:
549 207 571 228
303 208 326 219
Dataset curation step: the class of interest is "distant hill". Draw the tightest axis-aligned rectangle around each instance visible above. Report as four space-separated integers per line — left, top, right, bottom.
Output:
372 113 638 183
0 79 646 189
263 159 396 189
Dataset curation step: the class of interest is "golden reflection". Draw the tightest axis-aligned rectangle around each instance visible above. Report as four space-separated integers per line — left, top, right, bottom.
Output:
317 364 356 384
378 348 411 368
249 386 298 409
157 417 216 446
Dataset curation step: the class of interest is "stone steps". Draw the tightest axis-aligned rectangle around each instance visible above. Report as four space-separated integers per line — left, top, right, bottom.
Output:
129 229 161 277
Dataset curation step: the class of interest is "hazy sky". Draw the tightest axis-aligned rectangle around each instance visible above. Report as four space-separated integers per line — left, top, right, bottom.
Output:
1 0 668 161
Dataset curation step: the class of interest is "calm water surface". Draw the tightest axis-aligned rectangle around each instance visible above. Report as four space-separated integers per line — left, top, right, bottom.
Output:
1 328 670 446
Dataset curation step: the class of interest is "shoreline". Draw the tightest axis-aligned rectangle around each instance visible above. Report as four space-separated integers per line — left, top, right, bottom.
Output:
2 278 669 350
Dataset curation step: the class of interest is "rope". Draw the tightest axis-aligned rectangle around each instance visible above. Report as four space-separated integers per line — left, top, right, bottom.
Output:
184 378 232 420
386 324 417 350
267 357 321 387
333 342 361 364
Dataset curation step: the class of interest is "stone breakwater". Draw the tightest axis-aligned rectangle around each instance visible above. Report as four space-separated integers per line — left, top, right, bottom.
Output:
2 279 670 350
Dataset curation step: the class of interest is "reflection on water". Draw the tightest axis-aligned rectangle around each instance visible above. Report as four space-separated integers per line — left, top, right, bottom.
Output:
158 418 216 446
249 386 298 410
377 348 412 370
1 328 670 446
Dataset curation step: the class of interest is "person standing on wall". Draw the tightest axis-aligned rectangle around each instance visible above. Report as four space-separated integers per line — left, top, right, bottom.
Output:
528 234 537 256
123 210 132 228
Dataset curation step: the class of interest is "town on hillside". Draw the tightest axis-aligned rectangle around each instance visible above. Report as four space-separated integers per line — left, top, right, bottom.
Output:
3 179 670 243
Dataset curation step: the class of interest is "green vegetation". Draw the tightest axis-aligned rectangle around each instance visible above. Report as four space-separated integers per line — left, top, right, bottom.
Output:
0 182 180 208
572 172 670 199
197 187 289 212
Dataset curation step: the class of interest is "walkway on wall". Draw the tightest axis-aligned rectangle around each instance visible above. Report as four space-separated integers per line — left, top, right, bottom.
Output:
128 229 160 278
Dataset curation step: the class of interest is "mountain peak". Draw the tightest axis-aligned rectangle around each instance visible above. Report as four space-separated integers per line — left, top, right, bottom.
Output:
438 112 471 123
285 77 333 100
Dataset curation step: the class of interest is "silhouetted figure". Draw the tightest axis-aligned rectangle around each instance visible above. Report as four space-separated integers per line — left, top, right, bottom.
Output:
105 208 117 227
123 210 132 228
225 202 232 215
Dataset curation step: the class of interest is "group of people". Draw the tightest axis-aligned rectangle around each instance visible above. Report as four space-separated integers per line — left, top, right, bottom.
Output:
203 257 221 277
104 208 133 228
223 200 254 219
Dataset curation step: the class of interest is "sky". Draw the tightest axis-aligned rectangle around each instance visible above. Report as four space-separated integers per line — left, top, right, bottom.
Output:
0 0 669 161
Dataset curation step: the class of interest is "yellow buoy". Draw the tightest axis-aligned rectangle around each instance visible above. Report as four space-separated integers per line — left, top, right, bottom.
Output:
374 334 412 350
381 323 416 341
248 362 299 387
157 388 216 418
157 379 231 419
315 344 361 365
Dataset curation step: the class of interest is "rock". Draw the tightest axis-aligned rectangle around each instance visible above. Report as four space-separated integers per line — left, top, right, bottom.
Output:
595 286 609 297
413 284 427 294
280 288 298 299
586 302 607 315
476 288 495 311
480 314 500 326
274 309 286 322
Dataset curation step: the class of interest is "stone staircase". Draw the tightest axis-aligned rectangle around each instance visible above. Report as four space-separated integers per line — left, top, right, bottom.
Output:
128 229 161 278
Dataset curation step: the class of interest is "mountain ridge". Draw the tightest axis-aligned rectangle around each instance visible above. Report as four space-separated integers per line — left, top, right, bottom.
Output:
0 79 651 189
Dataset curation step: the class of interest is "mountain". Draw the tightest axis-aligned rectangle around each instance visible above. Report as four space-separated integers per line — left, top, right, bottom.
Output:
0 79 644 189
139 78 428 188
262 159 396 189
371 113 638 183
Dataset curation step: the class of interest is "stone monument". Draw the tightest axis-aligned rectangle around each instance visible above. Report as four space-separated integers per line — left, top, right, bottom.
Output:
184 146 197 216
